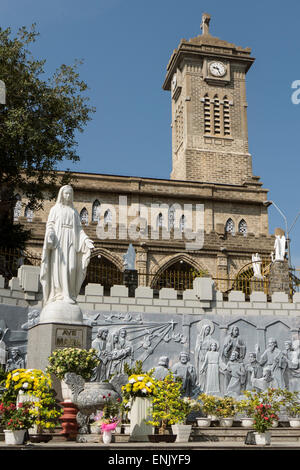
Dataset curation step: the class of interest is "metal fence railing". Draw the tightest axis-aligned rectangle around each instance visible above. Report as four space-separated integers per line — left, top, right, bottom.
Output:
1 247 299 300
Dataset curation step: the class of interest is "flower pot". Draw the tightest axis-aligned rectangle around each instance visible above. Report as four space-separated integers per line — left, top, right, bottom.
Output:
240 418 254 428
207 414 218 421
4 429 26 445
219 417 234 427
61 380 73 403
148 434 177 443
254 431 271 446
271 419 279 428
129 397 153 442
196 417 212 427
171 424 192 442
289 418 300 428
102 430 112 444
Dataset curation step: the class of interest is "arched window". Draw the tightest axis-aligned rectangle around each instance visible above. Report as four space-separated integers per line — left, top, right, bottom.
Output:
156 213 163 229
225 218 235 235
104 209 112 225
238 219 247 236
80 208 89 225
179 214 185 233
213 95 221 135
14 194 22 221
24 205 34 222
204 94 211 134
92 200 101 222
223 96 231 136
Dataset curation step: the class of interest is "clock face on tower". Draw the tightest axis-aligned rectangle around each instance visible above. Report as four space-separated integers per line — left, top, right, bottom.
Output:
209 61 226 77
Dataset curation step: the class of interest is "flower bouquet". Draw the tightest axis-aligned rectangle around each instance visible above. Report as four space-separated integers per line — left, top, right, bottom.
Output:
121 374 156 404
93 394 121 443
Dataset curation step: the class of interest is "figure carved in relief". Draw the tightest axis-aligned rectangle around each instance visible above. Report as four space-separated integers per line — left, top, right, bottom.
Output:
195 320 218 391
198 341 223 395
172 351 197 397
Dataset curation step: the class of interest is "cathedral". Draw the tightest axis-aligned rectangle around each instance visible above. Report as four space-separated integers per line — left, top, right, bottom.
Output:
14 14 274 295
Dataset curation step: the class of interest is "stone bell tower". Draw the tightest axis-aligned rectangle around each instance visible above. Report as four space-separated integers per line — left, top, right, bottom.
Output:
163 13 256 185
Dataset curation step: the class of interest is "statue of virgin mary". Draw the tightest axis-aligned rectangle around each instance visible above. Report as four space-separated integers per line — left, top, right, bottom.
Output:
39 185 94 324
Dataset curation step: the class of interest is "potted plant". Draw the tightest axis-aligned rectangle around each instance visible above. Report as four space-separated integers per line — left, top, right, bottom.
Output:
170 396 194 442
243 388 282 430
120 401 131 434
252 402 278 445
0 401 35 445
47 347 100 401
214 396 237 427
121 361 156 442
146 373 190 443
93 394 121 444
4 368 62 442
236 390 259 428
197 394 219 426
279 390 300 427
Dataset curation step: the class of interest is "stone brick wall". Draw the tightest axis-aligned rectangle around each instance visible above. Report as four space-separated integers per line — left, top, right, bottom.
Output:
1 272 299 320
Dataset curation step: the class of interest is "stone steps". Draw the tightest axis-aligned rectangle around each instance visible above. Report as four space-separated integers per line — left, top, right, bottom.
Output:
191 425 300 443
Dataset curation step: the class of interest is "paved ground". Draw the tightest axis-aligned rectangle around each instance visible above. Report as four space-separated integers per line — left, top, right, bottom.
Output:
1 440 300 449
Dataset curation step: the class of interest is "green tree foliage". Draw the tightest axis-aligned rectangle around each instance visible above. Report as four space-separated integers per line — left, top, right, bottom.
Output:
0 24 95 248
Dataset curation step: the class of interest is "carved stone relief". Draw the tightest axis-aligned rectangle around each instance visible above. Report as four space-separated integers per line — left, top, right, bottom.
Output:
85 311 300 398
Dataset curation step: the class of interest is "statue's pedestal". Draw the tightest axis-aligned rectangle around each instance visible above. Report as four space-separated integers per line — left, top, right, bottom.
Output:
268 260 290 295
250 275 265 293
59 401 79 441
26 321 92 400
39 300 83 324
123 269 138 297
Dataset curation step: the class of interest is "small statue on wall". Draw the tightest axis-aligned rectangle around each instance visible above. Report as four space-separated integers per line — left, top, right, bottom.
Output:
274 228 286 261
123 243 136 270
252 253 263 279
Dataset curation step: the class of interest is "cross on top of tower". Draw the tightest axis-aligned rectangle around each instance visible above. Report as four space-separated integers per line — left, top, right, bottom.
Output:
200 13 211 36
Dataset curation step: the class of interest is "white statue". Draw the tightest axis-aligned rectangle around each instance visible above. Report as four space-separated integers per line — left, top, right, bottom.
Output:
123 243 136 270
40 185 94 324
252 253 262 278
274 229 286 261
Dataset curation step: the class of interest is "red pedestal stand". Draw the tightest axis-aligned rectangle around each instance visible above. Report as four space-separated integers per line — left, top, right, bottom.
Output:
59 402 78 441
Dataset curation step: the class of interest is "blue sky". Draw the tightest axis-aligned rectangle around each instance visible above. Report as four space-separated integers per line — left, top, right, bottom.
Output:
3 0 300 267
